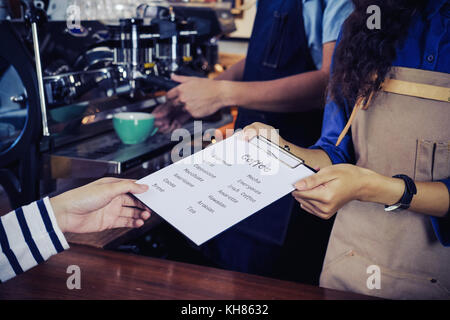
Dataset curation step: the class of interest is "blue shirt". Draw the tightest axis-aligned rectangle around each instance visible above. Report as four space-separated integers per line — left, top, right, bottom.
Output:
302 0 354 69
311 0 450 246
255 0 354 69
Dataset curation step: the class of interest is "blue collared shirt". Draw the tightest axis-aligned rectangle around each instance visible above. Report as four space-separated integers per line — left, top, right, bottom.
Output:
254 0 354 69
302 0 354 69
311 0 450 245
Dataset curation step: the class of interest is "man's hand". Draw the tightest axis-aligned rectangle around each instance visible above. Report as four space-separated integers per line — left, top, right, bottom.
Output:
166 75 231 118
152 101 192 133
50 178 152 233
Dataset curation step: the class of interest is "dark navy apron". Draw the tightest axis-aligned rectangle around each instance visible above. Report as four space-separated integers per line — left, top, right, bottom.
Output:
201 0 328 280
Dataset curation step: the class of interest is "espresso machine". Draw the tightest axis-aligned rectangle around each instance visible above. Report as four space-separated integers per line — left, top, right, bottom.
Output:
0 0 236 209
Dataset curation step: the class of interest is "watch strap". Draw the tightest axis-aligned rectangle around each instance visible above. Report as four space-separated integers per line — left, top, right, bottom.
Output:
384 174 417 212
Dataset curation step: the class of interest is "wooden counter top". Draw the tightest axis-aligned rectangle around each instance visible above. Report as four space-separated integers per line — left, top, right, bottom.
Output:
0 245 373 300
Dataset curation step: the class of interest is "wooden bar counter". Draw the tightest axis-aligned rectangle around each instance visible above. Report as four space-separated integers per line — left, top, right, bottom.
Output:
0 245 373 300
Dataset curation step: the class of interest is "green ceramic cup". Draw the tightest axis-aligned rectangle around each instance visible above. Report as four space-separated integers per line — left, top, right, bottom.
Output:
113 112 158 144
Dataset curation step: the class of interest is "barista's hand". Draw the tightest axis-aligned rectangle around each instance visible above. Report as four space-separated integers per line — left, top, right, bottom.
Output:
292 164 379 220
50 178 151 233
242 122 286 146
166 75 231 118
153 101 192 133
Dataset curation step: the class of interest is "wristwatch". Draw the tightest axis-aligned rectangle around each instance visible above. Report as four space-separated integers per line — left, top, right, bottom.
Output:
384 174 417 212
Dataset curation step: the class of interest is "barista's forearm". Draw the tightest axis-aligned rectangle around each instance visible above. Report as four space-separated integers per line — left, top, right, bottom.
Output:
214 59 246 81
411 182 450 217
345 170 450 218
221 69 328 112
279 138 333 170
363 174 450 218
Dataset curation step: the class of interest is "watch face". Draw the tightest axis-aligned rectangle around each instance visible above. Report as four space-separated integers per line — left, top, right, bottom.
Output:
384 203 403 212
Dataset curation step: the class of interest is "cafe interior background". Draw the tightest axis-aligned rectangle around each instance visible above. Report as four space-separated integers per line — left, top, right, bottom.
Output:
0 0 260 268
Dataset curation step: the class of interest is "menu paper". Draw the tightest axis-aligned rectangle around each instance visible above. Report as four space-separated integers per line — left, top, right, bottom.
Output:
135 133 315 246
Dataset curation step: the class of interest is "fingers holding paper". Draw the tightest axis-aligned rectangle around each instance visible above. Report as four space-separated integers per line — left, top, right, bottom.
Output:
292 164 372 220
242 122 286 146
50 178 152 233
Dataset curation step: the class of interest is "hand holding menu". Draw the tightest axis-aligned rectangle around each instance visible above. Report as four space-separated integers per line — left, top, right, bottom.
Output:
135 133 315 246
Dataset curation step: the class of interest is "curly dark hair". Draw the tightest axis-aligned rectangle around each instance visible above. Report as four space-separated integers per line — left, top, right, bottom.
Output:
328 0 428 108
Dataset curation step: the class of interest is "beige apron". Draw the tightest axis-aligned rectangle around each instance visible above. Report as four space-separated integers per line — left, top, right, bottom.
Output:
319 67 450 299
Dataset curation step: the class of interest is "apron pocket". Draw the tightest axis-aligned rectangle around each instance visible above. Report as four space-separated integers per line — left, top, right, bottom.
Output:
432 141 450 181
414 139 450 181
320 249 450 299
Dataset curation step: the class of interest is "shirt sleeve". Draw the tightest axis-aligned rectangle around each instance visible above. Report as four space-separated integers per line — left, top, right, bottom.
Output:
309 97 356 164
430 178 450 247
0 197 69 282
302 0 354 69
308 27 355 164
322 0 354 44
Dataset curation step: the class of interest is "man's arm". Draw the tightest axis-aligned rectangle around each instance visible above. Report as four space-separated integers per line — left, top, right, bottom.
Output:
165 0 353 119
221 41 335 112
169 42 335 117
214 58 246 81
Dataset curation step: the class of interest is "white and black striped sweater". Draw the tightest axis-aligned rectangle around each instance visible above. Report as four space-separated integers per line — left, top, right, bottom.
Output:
0 197 69 282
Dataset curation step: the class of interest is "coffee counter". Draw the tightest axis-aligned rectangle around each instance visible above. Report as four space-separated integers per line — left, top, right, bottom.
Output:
0 245 373 300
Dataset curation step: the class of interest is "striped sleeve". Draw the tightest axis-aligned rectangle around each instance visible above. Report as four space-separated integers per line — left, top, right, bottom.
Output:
0 197 69 282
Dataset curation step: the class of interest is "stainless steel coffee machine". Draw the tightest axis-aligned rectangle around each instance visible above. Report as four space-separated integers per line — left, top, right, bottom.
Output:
0 0 235 208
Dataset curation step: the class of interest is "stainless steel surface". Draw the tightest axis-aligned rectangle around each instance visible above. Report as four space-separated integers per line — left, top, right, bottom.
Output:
31 22 50 136
43 67 114 106
44 112 233 179
43 96 163 148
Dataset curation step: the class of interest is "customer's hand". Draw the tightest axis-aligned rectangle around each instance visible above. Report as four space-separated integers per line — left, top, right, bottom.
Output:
292 164 378 220
153 101 192 133
242 122 286 146
166 75 230 118
50 178 151 233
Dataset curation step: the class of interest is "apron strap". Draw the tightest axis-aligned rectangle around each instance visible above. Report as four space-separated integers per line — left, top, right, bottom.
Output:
335 92 374 146
335 78 450 147
382 79 450 102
